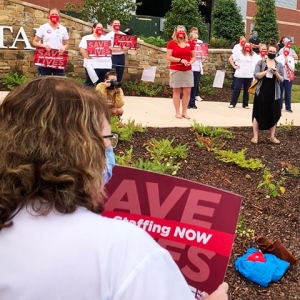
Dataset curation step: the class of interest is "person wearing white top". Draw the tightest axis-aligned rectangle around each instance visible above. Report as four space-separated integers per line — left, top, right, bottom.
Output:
228 42 256 108
0 77 228 300
230 36 246 89
106 20 128 82
278 38 298 60
79 23 112 86
277 48 295 112
32 8 69 76
251 44 267 74
188 32 204 109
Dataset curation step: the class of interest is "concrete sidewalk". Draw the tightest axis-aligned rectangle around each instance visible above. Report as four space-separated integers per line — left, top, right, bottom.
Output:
122 96 300 127
1 91 299 127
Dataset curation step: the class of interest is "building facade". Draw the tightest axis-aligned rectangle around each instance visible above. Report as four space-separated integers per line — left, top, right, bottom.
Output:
8 0 300 44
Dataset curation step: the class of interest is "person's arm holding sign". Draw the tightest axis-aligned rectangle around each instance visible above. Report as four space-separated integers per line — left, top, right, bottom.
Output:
59 39 68 55
80 46 91 60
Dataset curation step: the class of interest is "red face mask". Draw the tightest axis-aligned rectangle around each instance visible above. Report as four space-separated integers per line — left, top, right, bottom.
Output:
284 50 289 56
113 24 120 31
244 46 251 52
240 40 245 46
176 32 186 39
95 28 103 36
49 15 59 24
260 49 267 56
286 42 291 48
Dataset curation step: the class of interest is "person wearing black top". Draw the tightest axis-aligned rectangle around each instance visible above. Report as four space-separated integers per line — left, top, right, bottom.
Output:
249 31 261 54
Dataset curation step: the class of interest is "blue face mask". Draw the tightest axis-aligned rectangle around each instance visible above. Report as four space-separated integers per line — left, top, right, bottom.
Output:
252 34 257 39
103 147 115 185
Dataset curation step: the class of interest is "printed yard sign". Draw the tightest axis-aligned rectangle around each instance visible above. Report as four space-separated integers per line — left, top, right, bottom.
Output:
87 40 112 57
34 47 68 69
195 43 208 58
113 34 137 50
103 166 242 298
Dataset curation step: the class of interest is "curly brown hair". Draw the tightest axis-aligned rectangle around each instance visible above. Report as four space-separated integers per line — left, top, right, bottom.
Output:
0 77 109 230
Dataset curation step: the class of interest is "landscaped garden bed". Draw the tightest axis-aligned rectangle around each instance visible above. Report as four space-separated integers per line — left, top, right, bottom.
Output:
113 118 300 299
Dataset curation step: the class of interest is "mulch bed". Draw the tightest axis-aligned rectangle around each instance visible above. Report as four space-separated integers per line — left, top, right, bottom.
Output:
1 77 299 298
117 127 300 299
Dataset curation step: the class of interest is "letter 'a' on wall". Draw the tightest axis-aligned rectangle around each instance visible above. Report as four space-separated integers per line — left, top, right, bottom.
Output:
0 26 34 49
103 165 243 295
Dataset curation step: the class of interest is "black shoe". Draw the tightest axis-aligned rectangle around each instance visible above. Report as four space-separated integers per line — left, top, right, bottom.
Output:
188 105 192 109
191 105 197 109
286 109 293 113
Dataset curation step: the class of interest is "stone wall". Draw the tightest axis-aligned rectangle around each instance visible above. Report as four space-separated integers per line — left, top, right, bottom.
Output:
0 0 232 84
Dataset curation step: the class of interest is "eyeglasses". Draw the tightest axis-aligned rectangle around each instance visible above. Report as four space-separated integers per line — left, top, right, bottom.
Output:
103 133 118 148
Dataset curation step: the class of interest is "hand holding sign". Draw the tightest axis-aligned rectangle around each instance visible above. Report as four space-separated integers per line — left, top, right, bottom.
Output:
202 282 228 300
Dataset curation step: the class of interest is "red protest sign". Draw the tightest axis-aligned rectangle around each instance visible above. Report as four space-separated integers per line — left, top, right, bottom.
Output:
113 34 137 50
87 40 112 57
34 47 68 70
103 166 242 296
195 43 208 58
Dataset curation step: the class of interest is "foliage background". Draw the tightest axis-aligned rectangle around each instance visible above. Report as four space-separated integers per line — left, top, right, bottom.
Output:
65 0 140 26
253 0 279 43
211 0 245 45
162 0 207 41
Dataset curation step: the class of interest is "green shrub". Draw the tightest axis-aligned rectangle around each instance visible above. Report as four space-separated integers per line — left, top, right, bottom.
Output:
139 36 167 48
211 0 245 45
192 122 234 140
253 0 279 43
209 37 230 48
162 0 207 41
257 169 285 198
145 137 188 161
199 75 217 95
294 60 300 72
110 117 145 141
123 81 168 97
2 71 29 90
214 148 264 170
134 158 181 175
115 146 134 166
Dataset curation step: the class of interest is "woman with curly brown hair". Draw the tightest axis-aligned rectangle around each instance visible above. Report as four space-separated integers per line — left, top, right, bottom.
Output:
0 77 208 300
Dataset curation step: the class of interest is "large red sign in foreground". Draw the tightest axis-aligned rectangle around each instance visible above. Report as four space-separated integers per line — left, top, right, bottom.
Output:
103 166 242 297
34 47 68 70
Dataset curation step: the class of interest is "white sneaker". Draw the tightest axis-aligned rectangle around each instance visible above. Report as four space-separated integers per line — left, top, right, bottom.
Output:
195 96 203 101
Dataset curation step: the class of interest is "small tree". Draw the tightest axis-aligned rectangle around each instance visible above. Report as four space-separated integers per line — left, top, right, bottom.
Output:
211 0 245 45
253 0 279 43
65 0 139 26
162 0 207 41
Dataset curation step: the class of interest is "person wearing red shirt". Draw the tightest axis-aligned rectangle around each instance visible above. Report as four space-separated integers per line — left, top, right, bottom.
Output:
166 25 196 119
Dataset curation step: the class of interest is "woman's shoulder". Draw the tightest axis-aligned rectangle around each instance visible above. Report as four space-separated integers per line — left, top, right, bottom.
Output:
167 40 176 48
81 34 93 40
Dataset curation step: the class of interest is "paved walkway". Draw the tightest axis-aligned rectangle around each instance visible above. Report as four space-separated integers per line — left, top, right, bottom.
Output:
122 96 300 127
1 91 299 127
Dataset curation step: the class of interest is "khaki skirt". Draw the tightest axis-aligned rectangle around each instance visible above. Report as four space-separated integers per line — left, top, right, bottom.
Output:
169 70 194 88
